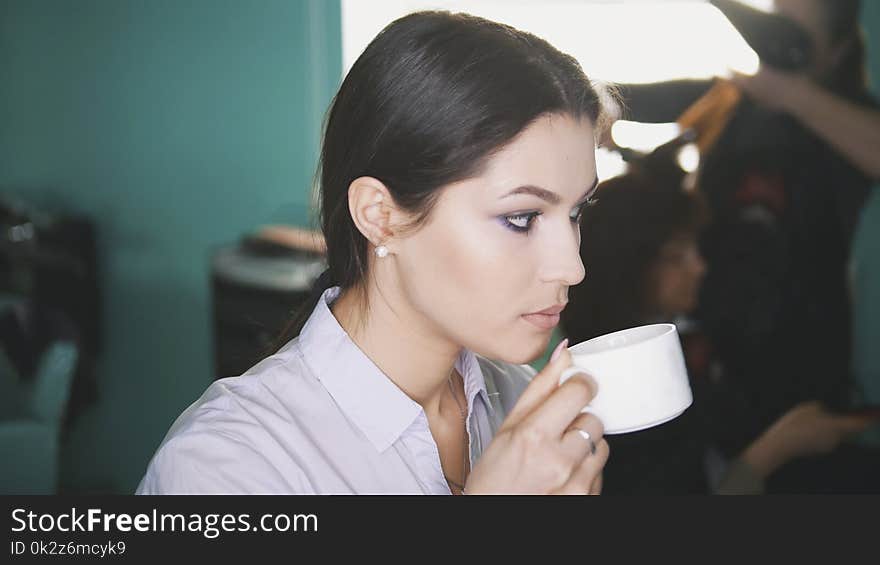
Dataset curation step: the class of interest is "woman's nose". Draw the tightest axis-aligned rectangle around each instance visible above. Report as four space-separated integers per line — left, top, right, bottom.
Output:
540 230 586 286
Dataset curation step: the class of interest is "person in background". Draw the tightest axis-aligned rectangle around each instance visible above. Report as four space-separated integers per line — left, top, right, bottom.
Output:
561 156 879 494
611 1 879 480
136 11 611 495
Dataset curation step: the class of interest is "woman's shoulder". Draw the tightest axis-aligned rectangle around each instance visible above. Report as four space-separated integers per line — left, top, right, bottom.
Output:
137 343 319 494
135 403 297 494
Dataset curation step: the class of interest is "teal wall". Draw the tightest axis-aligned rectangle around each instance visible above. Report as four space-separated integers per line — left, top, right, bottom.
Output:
853 3 880 425
0 0 341 492
865 1 880 91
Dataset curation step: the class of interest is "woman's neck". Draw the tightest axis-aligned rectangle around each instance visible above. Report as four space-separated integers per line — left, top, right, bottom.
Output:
329 282 462 417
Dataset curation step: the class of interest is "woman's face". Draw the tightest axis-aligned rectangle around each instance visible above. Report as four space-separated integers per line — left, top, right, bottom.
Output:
648 234 707 318
393 113 597 364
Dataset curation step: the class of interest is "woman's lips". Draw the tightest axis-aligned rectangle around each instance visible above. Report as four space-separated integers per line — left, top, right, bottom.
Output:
521 312 561 330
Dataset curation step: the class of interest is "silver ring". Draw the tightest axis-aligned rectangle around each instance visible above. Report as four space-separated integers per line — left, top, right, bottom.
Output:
576 429 597 456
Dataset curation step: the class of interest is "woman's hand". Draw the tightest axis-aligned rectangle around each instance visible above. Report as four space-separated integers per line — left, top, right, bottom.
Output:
729 66 812 114
770 401 875 458
465 341 609 494
730 67 880 178
741 400 876 478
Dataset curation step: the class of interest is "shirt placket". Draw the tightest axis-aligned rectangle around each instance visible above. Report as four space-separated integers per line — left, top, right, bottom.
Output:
400 412 451 495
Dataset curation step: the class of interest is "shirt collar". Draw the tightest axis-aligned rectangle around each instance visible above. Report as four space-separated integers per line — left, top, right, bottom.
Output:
298 286 489 453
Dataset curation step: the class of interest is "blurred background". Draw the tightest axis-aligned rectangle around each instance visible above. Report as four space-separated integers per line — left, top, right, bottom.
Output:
1 0 878 494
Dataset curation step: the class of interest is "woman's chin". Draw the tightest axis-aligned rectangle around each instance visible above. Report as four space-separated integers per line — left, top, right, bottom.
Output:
495 337 551 366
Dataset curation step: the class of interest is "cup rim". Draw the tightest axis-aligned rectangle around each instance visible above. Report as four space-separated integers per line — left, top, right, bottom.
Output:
569 323 677 356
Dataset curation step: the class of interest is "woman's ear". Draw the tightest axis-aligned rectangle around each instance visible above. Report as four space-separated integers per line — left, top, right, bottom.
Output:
347 176 399 252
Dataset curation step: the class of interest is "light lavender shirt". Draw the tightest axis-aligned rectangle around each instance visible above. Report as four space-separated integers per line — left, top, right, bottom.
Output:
136 286 534 494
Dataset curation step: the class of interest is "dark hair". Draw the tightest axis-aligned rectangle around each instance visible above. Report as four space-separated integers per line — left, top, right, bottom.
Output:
275 11 605 346
561 158 707 343
817 0 868 99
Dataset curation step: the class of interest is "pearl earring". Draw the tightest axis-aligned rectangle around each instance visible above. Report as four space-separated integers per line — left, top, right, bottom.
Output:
375 245 389 258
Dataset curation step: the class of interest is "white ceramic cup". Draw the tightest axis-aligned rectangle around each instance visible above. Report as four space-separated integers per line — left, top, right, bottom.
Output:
559 323 693 434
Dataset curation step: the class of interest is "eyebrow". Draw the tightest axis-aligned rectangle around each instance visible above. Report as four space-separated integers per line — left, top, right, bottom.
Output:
500 176 599 205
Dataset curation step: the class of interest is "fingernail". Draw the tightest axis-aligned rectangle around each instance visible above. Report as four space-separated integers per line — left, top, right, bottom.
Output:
550 339 569 363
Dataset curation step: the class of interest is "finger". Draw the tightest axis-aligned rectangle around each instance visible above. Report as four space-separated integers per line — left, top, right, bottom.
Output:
728 71 755 92
502 339 573 428
835 415 878 435
589 473 603 495
558 412 605 464
522 369 598 437
552 439 610 495
728 70 747 84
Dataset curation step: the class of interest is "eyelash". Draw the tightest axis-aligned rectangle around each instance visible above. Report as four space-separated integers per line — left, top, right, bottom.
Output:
502 198 598 234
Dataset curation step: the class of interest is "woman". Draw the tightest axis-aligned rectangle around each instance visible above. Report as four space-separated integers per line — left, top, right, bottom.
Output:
137 11 610 495
561 158 878 494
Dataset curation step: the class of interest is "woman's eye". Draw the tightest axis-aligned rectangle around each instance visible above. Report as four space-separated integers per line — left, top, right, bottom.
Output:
503 212 539 233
